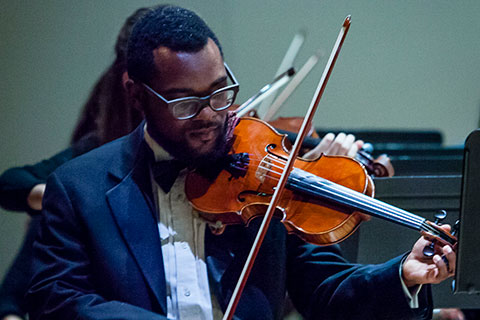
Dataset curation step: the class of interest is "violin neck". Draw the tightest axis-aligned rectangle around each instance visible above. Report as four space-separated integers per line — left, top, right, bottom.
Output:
287 168 427 232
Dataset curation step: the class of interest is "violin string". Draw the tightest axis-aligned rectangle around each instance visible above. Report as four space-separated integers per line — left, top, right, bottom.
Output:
244 153 443 234
267 155 426 226
253 161 445 236
254 163 423 229
297 177 425 229
238 153 448 239
252 154 426 230
304 175 427 228
246 154 292 176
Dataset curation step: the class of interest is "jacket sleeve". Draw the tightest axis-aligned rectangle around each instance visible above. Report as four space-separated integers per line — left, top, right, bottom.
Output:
286 235 432 320
26 172 167 320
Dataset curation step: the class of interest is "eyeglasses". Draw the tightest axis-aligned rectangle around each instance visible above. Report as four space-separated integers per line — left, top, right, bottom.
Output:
142 63 239 120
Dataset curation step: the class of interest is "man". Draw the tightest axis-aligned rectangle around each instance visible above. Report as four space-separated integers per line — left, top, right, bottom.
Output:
27 5 455 320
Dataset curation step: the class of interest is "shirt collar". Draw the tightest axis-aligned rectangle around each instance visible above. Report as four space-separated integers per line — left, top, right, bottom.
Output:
143 124 173 162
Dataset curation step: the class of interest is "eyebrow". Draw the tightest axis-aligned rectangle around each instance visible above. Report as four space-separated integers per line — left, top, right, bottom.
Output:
162 75 228 97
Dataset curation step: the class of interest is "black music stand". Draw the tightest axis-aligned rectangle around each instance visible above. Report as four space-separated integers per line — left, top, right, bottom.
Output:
454 129 480 295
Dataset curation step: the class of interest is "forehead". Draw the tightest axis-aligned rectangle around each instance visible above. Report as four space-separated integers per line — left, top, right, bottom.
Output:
150 38 225 93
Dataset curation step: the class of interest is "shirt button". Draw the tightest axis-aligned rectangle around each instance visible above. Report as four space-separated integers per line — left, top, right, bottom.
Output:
182 243 187 249
184 289 191 297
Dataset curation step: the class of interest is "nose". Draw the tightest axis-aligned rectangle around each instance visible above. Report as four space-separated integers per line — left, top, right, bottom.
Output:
195 102 217 120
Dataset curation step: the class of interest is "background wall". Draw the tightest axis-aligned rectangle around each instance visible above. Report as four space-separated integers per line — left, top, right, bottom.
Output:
1 0 479 306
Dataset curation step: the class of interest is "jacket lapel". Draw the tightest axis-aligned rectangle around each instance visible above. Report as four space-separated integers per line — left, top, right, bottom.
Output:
106 125 167 314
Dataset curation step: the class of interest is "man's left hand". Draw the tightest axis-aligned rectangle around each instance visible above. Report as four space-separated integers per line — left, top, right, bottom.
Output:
402 224 456 288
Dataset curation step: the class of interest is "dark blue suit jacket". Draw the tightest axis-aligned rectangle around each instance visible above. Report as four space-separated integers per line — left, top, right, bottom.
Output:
27 124 432 319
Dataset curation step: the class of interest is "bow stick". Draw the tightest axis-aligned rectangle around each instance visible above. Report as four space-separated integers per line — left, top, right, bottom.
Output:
222 15 352 320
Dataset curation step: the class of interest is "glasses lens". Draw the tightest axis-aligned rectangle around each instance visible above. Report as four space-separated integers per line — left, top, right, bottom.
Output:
171 100 201 119
210 89 236 110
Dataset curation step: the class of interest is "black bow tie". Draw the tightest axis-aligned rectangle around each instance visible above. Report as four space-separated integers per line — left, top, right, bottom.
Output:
151 159 187 193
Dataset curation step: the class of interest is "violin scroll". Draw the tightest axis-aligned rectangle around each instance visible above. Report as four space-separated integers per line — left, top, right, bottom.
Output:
421 210 458 256
355 143 394 177
423 210 448 257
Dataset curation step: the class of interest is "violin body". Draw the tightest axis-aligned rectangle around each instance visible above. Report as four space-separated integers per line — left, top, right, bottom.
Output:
186 117 372 245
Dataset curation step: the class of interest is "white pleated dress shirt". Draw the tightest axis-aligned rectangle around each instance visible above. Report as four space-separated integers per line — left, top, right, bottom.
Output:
145 129 223 320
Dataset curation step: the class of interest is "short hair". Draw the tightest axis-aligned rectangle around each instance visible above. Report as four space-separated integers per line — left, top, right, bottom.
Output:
127 5 223 84
114 6 158 70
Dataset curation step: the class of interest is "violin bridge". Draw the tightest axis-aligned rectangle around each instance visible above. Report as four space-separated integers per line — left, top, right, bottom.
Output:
256 155 273 184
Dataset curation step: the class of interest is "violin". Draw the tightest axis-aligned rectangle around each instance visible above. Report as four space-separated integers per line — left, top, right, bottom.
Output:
185 117 457 248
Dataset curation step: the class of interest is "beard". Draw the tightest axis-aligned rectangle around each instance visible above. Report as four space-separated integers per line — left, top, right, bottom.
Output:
150 116 231 168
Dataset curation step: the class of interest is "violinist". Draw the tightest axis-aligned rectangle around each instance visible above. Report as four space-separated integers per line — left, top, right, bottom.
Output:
27 5 455 320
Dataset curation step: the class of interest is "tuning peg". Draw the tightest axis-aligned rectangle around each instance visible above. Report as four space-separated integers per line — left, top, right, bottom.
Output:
361 143 374 154
423 241 436 257
434 210 447 225
451 220 460 237
423 211 454 258
423 211 447 257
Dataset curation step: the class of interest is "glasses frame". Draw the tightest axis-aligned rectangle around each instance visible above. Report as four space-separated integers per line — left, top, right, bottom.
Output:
142 63 239 120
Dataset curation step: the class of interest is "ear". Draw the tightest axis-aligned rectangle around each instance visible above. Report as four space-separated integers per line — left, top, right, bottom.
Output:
121 71 130 90
125 76 146 114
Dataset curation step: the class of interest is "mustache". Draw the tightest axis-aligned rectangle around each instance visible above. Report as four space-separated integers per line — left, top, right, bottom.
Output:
188 118 225 131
